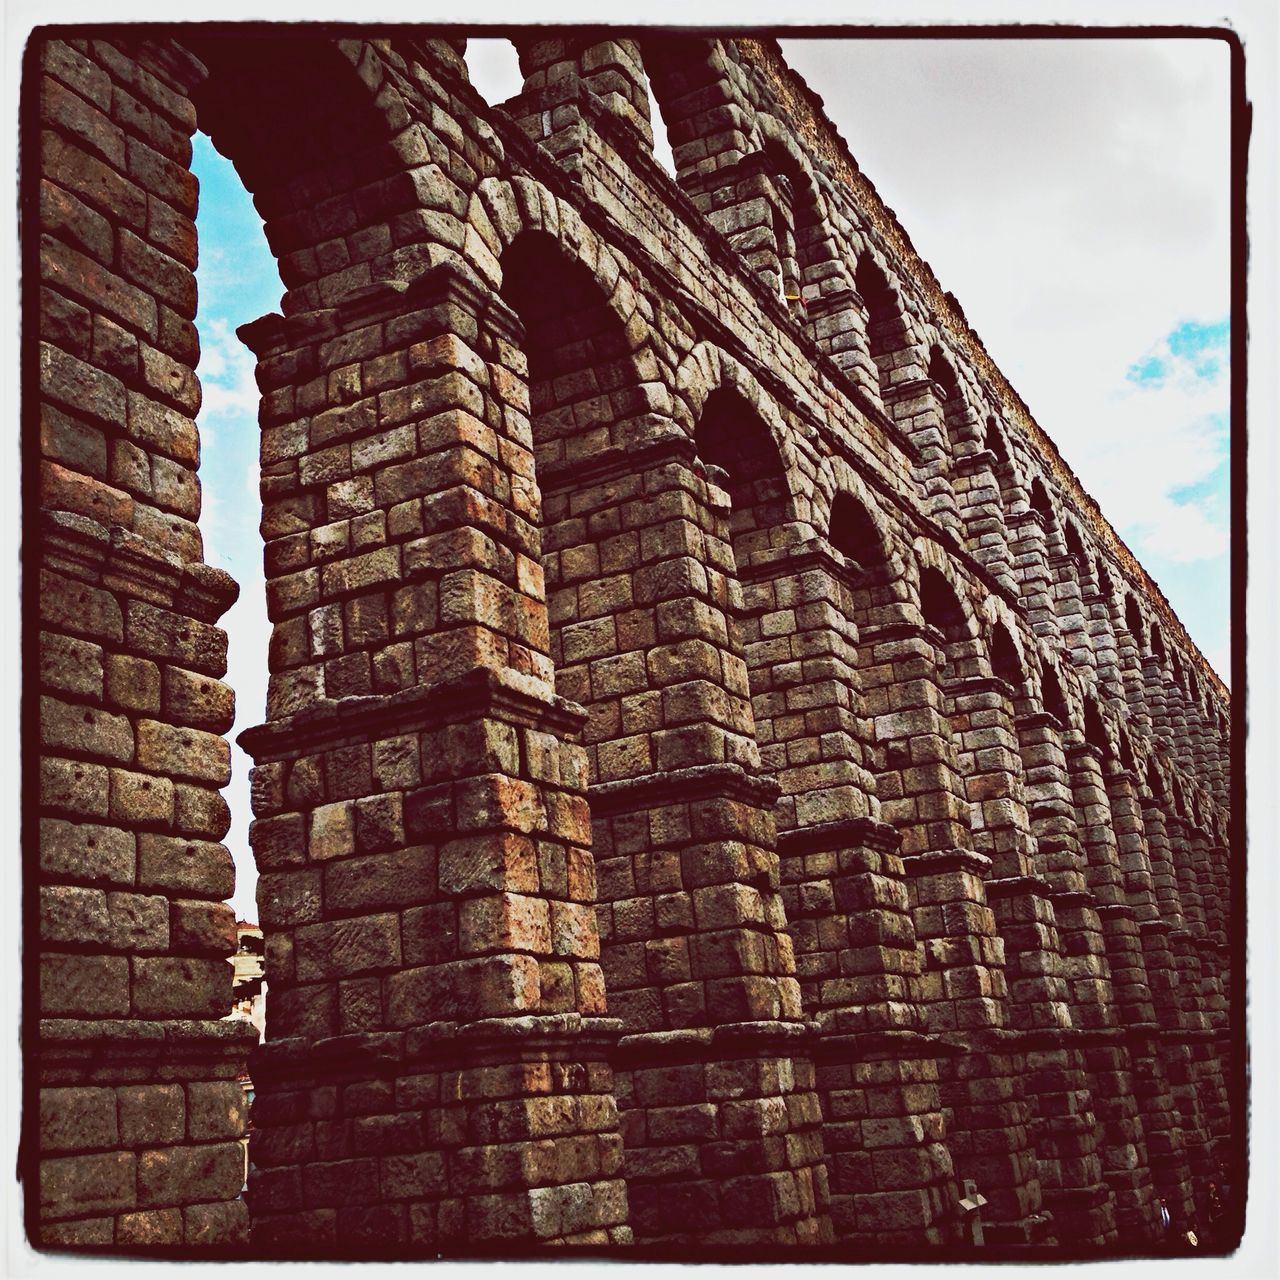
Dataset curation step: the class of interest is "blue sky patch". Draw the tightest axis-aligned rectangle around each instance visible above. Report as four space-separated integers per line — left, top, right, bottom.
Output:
1126 354 1166 384
1125 317 1228 389
1167 317 1229 360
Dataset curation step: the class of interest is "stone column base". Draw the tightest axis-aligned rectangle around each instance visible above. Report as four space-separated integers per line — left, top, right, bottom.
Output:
613 1020 832 1247
34 1017 258 1250
247 1014 630 1253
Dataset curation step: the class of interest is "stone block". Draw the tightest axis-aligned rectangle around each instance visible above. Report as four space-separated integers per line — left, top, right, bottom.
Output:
137 1142 245 1208
118 1083 185 1147
187 1082 248 1142
40 1086 119 1153
40 952 129 1016
40 1150 135 1221
132 956 231 1017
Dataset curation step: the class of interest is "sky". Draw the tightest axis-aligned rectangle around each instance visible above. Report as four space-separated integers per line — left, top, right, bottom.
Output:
191 36 1233 922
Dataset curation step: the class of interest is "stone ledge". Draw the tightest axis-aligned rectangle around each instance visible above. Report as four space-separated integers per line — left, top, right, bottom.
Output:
1094 902 1139 922
41 509 239 623
811 1027 962 1062
538 425 697 493
941 1024 1127 1054
737 538 864 593
614 1018 815 1065
238 665 584 760
775 816 901 858
899 847 993 878
588 762 781 815
251 1014 625 1082
239 259 524 358
985 873 1055 900
37 1017 257 1064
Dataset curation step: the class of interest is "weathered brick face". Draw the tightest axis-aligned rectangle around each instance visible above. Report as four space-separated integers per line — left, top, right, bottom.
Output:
29 27 1237 1257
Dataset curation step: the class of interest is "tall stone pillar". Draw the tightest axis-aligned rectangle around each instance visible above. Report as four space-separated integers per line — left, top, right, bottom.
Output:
508 36 656 168
1103 764 1198 1232
1142 654 1171 746
1111 607 1151 741
33 35 256 1248
1138 793 1225 1227
1014 707 1118 1245
739 537 959 1244
862 616 1044 1243
881 382 962 540
1085 584 1124 706
952 450 1015 592
537 429 831 1246
1048 554 1094 677
1064 739 1160 1239
804 286 875 385
1007 511 1056 643
237 264 630 1250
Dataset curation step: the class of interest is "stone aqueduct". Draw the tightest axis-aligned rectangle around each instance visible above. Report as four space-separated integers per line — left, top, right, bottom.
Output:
28 28 1240 1254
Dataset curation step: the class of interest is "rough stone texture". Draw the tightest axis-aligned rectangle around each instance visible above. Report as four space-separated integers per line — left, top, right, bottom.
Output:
29 28 1238 1258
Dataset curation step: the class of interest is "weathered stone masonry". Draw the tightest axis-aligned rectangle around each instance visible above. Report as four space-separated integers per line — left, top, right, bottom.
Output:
27 27 1240 1254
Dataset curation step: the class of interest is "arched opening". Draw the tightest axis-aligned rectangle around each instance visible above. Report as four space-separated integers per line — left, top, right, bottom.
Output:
1097 561 1115 603
855 255 909 405
1151 620 1167 662
919 565 970 646
189 135 277 933
986 416 1010 466
1125 595 1147 651
1084 700 1110 755
498 229 648 709
185 35 409 967
927 344 967 459
464 37 525 108
828 488 887 569
985 416 1018 511
1029 476 1056 527
500 230 643 474
991 621 1024 688
1065 521 1087 563
1146 756 1166 801
693 385 792 555
1042 666 1069 724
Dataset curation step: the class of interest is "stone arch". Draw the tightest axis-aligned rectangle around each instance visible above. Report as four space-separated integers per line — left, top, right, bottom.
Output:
1117 724 1140 774
1150 620 1167 662
826 485 894 572
478 175 649 331
1096 559 1116 605
854 250 914 405
990 617 1026 688
1152 747 1172 798
1125 594 1148 653
753 113 838 308
673 341 807 519
918 563 973 645
1028 475 1057 529
911 538 980 642
499 226 652 451
1082 697 1112 757
927 343 969 459
985 414 1021 502
1041 662 1071 725
1065 520 1088 564
694 384 795 554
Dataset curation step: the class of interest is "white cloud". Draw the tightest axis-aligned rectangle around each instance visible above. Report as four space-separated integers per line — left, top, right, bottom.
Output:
198 317 261 424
